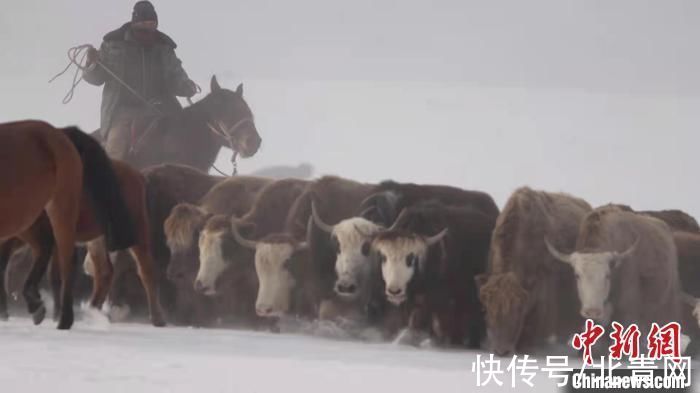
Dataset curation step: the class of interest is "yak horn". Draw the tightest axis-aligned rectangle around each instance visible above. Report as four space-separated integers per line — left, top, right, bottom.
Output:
231 222 258 250
359 193 383 209
358 206 377 219
426 228 449 246
544 237 573 264
615 237 639 260
311 201 334 234
388 207 408 232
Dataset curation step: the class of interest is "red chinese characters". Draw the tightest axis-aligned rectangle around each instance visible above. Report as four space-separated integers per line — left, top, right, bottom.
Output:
572 319 683 362
647 322 681 360
608 322 641 359
572 319 605 364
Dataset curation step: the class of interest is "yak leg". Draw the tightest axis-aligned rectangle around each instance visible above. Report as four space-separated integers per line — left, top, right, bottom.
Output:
396 296 432 346
541 276 559 345
466 282 485 349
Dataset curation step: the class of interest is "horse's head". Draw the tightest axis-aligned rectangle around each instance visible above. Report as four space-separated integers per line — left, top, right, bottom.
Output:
203 75 262 158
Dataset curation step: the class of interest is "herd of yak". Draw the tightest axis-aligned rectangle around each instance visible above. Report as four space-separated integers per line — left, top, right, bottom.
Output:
3 122 700 359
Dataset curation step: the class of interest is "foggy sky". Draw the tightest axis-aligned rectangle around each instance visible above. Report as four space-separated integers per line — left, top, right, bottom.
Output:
1 1 698 217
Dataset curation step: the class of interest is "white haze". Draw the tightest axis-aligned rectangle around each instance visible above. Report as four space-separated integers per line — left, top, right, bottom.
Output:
0 2 698 391
1 1 698 215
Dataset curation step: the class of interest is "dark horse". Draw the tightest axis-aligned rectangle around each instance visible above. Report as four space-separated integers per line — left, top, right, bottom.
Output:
104 75 262 172
0 121 134 329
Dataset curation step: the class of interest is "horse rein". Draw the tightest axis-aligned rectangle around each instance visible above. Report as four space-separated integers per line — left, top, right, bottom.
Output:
206 117 254 176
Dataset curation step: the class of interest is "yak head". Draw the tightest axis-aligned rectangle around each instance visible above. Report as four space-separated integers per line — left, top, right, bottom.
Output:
545 237 637 322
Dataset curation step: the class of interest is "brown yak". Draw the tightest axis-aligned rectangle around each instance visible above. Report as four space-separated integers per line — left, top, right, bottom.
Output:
194 178 309 297
547 205 684 351
607 204 699 233
476 187 591 356
369 201 497 347
233 176 375 321
310 181 499 338
163 175 271 326
670 231 700 344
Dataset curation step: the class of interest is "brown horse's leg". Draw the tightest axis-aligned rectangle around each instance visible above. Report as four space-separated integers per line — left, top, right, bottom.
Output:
86 237 113 309
129 245 165 327
0 239 20 320
46 200 79 330
21 239 52 325
48 255 61 322
18 215 55 325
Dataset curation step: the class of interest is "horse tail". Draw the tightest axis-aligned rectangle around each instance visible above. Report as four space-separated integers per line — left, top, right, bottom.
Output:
62 126 136 252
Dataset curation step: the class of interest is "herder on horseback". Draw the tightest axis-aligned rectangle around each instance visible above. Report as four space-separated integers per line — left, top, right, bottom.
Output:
83 1 198 160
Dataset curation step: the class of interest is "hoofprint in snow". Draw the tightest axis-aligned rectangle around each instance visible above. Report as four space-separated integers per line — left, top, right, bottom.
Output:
0 311 565 393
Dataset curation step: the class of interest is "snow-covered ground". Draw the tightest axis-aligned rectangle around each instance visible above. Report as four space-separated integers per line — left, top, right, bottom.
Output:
0 314 565 393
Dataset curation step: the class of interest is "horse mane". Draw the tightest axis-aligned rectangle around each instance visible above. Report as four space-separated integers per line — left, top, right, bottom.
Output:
62 127 136 251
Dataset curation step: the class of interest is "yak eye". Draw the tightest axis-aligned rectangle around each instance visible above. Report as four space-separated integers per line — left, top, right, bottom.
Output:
574 273 580 280
361 242 370 257
379 254 386 264
406 254 415 267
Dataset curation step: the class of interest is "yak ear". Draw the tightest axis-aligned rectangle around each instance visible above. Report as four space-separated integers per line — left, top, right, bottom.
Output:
211 75 222 92
610 255 626 271
235 83 243 96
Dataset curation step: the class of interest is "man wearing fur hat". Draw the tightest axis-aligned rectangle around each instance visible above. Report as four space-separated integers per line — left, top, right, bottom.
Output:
84 1 197 160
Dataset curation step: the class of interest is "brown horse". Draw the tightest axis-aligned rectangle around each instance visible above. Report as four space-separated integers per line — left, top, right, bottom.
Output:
103 164 224 323
0 121 135 329
103 76 262 172
0 161 166 327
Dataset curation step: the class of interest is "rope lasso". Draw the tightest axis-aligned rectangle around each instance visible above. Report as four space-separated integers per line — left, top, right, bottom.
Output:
48 45 92 104
49 44 161 114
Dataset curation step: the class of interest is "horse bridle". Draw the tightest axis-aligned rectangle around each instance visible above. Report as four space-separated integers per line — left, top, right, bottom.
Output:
206 117 254 176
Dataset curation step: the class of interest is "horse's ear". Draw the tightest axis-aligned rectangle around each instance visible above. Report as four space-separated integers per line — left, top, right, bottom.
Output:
235 83 243 96
211 75 221 92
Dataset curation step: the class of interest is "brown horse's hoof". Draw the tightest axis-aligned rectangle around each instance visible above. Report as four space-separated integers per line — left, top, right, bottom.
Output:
32 305 46 325
57 310 74 330
151 316 166 327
